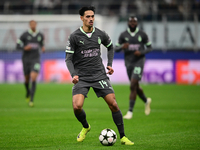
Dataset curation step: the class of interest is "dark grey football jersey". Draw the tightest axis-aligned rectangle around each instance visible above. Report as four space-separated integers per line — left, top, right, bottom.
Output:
16 29 44 61
115 27 151 67
65 27 113 82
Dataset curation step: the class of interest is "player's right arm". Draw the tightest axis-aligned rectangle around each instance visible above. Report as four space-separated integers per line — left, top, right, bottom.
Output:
114 33 128 52
16 32 31 51
40 33 45 53
65 35 79 84
16 33 24 50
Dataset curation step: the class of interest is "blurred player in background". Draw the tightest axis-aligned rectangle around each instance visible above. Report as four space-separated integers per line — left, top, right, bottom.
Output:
16 20 45 107
114 16 152 119
65 6 134 145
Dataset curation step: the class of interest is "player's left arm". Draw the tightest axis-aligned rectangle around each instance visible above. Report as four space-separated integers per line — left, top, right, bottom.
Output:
40 33 45 53
107 44 114 75
140 32 152 55
102 31 114 75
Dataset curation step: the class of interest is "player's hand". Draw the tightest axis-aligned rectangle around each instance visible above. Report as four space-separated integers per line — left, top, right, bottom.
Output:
72 75 79 84
106 66 114 75
134 50 141 56
122 43 129 49
41 46 45 53
24 45 32 51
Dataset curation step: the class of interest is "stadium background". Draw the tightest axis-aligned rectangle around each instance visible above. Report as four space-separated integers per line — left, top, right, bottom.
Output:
0 0 200 85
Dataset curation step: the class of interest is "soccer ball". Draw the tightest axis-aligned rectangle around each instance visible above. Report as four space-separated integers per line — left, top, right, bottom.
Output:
99 128 117 146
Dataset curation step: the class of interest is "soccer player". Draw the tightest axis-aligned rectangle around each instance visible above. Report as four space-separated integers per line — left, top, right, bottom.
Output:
16 20 45 107
65 6 134 145
114 16 152 119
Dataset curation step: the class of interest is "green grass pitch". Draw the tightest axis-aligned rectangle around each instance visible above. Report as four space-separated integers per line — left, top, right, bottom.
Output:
0 83 200 150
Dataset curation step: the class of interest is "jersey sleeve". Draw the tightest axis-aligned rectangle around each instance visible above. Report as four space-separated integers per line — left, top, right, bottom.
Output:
16 32 26 50
40 33 45 47
101 31 112 48
140 31 152 55
142 32 151 47
114 33 124 52
101 31 114 67
65 35 76 54
117 33 124 45
65 35 76 77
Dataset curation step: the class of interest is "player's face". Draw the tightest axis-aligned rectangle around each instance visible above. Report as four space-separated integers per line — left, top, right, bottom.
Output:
128 18 137 28
81 10 94 28
29 21 37 32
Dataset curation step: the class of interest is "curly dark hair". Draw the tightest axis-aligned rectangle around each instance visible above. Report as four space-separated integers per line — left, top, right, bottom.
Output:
79 6 95 16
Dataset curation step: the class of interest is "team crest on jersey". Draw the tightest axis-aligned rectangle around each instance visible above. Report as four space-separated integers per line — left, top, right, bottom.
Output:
125 37 129 41
98 37 101 44
138 36 142 42
37 36 41 41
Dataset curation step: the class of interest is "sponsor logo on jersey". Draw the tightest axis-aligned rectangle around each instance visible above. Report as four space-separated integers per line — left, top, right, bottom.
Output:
28 43 39 49
81 48 100 57
80 40 84 44
125 37 129 41
128 44 140 51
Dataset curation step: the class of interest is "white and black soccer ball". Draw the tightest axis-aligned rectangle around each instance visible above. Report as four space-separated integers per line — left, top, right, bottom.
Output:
99 128 117 146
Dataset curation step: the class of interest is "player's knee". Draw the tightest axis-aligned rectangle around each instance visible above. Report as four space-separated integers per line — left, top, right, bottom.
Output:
137 87 143 93
73 104 82 113
109 101 119 112
130 83 137 91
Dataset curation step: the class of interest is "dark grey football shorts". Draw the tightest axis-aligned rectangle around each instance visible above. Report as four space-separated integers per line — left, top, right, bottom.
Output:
72 78 114 98
22 60 41 75
127 60 145 81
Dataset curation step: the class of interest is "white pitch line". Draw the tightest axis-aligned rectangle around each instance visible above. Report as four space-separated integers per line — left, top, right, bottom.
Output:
0 108 199 113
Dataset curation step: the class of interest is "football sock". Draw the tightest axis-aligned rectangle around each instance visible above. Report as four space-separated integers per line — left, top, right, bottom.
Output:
24 82 30 98
128 100 135 112
137 88 147 103
75 109 89 128
139 94 147 103
30 81 36 102
112 110 125 139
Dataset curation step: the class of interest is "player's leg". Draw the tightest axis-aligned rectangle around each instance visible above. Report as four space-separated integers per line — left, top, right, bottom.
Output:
29 71 38 106
124 63 149 118
103 93 123 137
73 94 91 142
73 94 89 128
137 61 152 115
24 74 30 102
29 62 40 106
129 78 138 109
104 93 134 145
94 80 125 139
72 82 90 142
123 67 136 119
123 78 138 119
137 85 152 115
137 86 147 103
22 60 31 102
